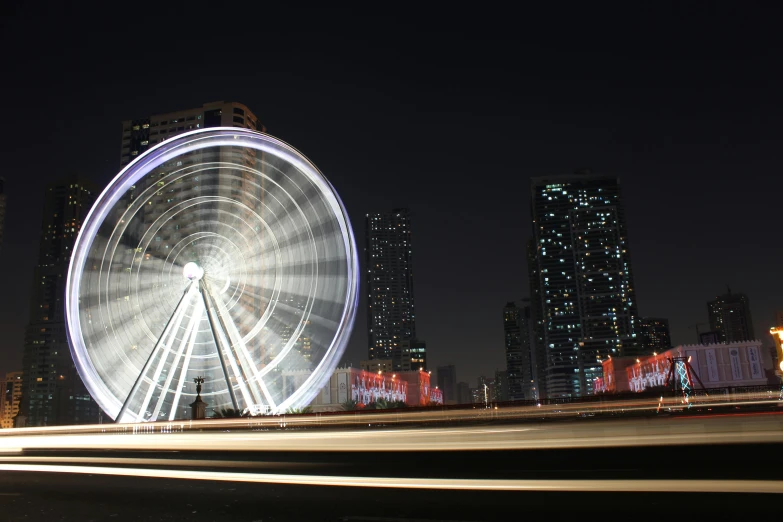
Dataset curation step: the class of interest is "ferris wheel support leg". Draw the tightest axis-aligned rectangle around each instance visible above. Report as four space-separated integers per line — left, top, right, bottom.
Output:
201 283 240 411
207 282 276 410
117 284 194 423
169 298 203 421
202 280 257 410
151 291 204 420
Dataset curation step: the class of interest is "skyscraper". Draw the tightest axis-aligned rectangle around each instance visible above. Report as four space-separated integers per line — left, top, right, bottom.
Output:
708 289 755 343
637 317 672 354
20 177 101 426
529 171 639 398
120 101 263 168
493 370 509 402
365 208 419 370
436 365 457 405
503 302 533 400
526 239 548 400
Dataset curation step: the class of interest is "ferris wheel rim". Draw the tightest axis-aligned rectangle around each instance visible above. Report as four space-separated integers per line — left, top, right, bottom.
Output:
65 127 359 420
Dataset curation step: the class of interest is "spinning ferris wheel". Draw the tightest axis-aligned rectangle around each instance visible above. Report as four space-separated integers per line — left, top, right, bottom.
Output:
65 128 358 423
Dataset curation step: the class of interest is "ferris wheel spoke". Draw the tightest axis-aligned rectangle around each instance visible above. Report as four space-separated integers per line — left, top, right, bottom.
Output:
207 280 277 410
201 280 259 410
117 283 195 423
134 285 195 421
168 298 203 421
151 290 204 421
201 283 240 411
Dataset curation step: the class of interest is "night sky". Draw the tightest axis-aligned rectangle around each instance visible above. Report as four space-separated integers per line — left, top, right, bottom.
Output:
1 3 782 388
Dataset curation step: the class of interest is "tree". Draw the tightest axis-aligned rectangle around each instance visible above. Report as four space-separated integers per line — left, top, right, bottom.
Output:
285 406 313 414
367 398 392 410
341 399 359 411
212 407 243 418
390 400 407 409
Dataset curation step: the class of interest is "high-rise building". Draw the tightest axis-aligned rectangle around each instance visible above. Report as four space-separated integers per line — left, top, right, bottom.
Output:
120 101 263 168
401 339 427 371
456 381 471 404
503 302 534 400
1 371 23 428
708 289 755 343
529 171 639 398
436 365 457 405
0 177 6 253
20 177 102 426
637 317 672 354
493 370 508 402
365 208 418 370
526 240 547 400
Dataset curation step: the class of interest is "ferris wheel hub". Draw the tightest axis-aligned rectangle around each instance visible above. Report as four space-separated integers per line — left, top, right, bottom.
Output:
182 262 204 281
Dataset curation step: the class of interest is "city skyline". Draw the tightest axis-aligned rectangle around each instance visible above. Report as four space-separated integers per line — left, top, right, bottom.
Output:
1 4 783 389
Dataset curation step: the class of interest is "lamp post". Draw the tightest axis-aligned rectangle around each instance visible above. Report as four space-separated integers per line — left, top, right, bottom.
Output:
190 376 207 420
770 327 783 399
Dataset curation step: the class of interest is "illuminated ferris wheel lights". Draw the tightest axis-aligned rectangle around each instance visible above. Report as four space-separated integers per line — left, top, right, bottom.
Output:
66 128 359 422
183 262 204 281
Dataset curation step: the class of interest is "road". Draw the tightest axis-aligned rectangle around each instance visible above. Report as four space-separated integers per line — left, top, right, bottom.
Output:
0 410 781 520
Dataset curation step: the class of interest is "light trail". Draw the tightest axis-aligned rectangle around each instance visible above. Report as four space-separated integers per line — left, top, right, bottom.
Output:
0 413 781 453
4 392 781 439
0 463 780 493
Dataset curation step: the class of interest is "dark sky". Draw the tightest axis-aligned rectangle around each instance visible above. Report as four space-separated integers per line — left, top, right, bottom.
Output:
1 3 782 387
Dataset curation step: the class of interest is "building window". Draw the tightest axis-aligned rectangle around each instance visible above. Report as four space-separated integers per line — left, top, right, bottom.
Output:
233 107 245 115
233 116 244 124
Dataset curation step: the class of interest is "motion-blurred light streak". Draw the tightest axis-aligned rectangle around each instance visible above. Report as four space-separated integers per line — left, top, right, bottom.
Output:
0 463 780 493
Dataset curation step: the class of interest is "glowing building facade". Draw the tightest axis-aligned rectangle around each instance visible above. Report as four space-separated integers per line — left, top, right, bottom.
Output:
529 172 639 398
288 368 443 411
597 340 770 393
1 371 23 429
365 208 420 370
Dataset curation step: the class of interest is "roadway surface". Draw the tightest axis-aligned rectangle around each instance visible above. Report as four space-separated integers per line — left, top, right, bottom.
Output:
0 410 780 520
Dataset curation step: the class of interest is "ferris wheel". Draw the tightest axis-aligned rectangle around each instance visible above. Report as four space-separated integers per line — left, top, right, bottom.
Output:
65 128 358 423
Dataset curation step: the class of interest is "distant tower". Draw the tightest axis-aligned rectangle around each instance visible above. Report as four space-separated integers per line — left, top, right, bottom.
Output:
529 172 640 398
436 365 457 405
637 317 672 354
707 289 755 343
526 239 547 400
503 302 533 400
365 208 420 370
21 177 101 426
